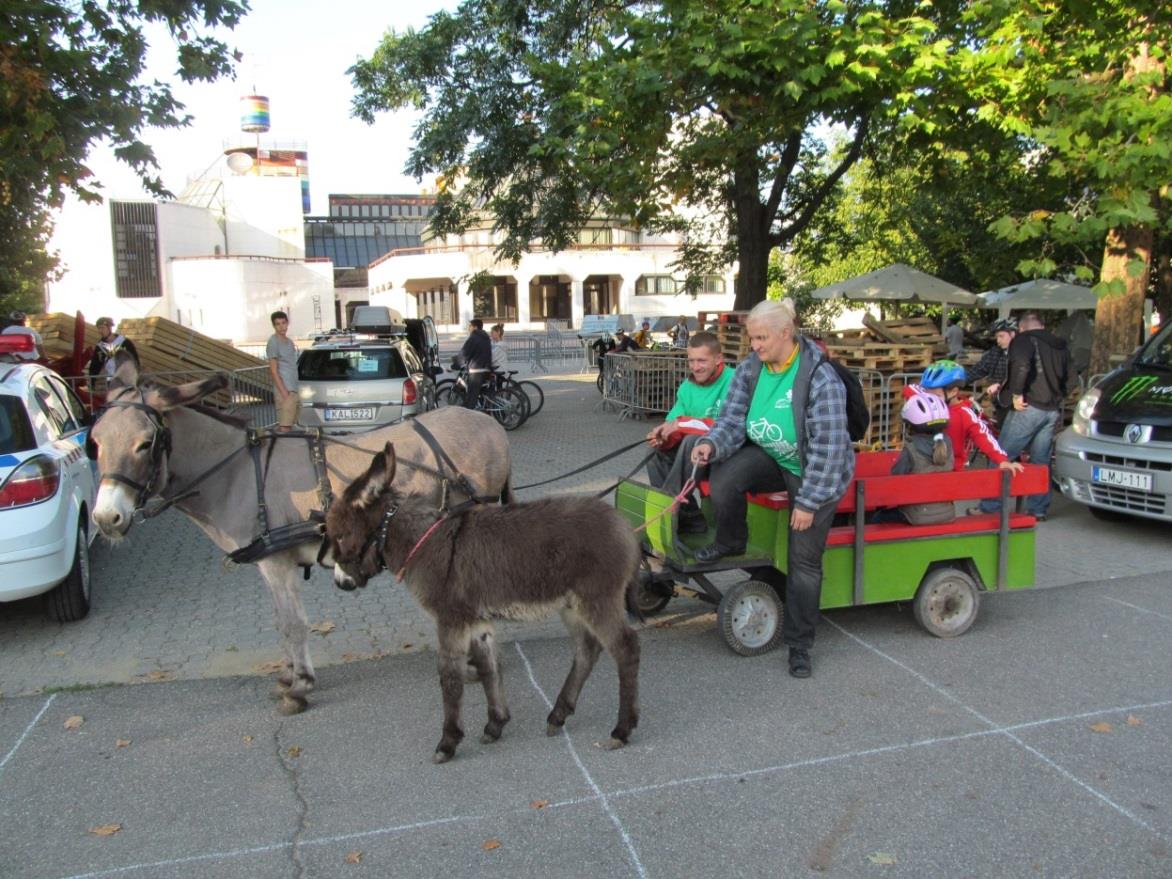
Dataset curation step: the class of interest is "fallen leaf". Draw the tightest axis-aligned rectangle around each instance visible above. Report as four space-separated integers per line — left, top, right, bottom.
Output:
63 715 84 730
255 660 285 674
530 800 549 810
286 745 302 758
1090 722 1114 733
482 839 501 851
53 650 67 657
867 852 896 865
115 739 131 748
402 643 413 650
141 670 174 682
309 621 336 636
242 735 254 744
89 824 122 836
344 851 363 864
1126 715 1142 727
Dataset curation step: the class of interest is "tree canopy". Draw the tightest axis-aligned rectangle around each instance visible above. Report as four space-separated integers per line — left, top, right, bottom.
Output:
351 0 963 309
0 0 248 312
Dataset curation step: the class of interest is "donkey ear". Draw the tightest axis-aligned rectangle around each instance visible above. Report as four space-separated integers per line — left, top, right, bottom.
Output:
355 448 394 508
149 372 230 412
109 353 139 390
383 442 397 483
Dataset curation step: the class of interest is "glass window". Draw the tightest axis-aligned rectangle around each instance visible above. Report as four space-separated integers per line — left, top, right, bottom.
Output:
48 376 89 427
298 348 408 381
0 396 37 454
700 275 726 294
635 275 677 295
32 376 77 437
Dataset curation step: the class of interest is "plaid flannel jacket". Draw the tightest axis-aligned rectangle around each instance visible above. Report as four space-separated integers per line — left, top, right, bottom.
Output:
965 345 1009 387
700 335 855 513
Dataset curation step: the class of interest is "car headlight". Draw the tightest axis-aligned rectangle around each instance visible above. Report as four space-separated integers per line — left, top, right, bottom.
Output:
1071 387 1101 436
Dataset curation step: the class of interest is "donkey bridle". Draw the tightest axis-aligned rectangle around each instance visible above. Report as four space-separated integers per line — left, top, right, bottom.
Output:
97 391 174 512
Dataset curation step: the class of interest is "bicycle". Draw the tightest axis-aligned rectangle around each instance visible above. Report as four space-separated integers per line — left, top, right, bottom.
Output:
439 368 543 418
436 370 529 430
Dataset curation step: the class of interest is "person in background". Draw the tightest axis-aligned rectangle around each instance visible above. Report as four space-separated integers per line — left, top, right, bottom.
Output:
945 316 965 360
489 323 509 374
873 392 955 525
670 315 691 349
87 317 139 380
266 310 300 432
964 318 1016 431
915 360 1023 476
690 298 853 679
632 319 653 348
978 312 1071 521
613 328 641 353
1 311 44 361
646 332 735 532
457 317 493 408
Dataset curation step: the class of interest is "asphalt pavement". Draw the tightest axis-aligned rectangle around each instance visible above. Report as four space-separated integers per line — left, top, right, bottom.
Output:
1 365 1170 879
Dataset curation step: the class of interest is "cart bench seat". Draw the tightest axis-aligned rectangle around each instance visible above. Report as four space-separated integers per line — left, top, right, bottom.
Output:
824 513 1037 546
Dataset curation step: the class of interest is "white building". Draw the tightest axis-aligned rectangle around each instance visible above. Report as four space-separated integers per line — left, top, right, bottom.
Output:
48 159 735 343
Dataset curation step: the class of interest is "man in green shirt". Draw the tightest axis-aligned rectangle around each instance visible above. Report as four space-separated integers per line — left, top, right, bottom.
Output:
646 332 734 531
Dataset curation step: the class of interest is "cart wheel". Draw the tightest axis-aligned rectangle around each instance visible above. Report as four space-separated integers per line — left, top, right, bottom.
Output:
913 568 980 638
717 580 784 656
635 581 673 616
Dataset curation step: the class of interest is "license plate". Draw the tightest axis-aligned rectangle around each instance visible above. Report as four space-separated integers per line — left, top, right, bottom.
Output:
323 407 376 422
1092 466 1152 492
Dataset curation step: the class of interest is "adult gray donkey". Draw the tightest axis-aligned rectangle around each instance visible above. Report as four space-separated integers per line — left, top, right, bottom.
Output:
89 359 512 714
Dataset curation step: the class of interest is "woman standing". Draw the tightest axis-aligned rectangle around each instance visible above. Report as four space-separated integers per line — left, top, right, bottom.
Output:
690 299 854 678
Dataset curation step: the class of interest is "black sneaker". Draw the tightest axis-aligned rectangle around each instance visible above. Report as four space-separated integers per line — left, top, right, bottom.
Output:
788 647 812 679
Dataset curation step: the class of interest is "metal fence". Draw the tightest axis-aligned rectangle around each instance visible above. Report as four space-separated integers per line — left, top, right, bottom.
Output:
61 367 277 428
597 351 692 420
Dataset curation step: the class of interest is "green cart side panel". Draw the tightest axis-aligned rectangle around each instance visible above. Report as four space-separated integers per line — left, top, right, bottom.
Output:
615 480 675 556
820 530 1036 609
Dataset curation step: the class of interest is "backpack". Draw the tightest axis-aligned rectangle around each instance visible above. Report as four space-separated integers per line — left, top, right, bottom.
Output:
825 358 871 442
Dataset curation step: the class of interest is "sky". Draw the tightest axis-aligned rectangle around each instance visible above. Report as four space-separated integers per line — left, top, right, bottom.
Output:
57 0 460 215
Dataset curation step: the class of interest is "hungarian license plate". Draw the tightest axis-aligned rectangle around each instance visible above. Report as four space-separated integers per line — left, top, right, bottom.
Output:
1092 466 1152 492
324 407 375 422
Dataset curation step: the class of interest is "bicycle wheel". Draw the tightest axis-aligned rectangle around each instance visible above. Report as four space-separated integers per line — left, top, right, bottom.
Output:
488 386 529 430
513 379 545 416
436 380 465 407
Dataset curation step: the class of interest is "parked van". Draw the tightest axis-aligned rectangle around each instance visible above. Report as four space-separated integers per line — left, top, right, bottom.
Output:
1054 321 1172 522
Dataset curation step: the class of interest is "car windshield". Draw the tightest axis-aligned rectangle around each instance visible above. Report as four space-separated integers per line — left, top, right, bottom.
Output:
299 348 408 381
0 395 37 454
1136 322 1172 369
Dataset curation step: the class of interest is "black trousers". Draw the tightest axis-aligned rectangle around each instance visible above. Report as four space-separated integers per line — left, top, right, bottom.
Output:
708 444 838 649
463 371 486 409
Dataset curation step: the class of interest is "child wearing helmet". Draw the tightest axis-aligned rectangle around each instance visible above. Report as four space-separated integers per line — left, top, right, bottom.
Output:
873 391 956 525
911 360 1024 476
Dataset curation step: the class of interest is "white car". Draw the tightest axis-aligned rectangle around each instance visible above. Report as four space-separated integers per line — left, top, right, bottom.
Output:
0 352 97 621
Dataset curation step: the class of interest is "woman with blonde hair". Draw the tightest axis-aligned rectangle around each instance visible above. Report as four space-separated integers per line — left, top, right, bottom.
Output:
691 298 854 678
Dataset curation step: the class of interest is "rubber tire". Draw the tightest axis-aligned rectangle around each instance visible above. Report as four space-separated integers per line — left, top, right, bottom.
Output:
489 386 528 430
44 518 92 623
717 580 784 656
913 567 979 638
437 381 465 408
1089 505 1131 522
634 571 673 617
515 380 545 416
596 372 603 394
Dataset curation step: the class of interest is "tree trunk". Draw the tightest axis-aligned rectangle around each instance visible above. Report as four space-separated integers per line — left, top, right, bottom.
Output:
1090 224 1154 376
1154 238 1171 331
731 158 770 311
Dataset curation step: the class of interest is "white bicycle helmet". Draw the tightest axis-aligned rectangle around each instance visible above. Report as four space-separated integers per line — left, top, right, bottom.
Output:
901 391 950 429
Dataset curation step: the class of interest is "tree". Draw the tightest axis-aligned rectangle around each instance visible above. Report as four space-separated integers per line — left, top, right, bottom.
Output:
0 0 248 312
960 1 1171 374
351 0 962 310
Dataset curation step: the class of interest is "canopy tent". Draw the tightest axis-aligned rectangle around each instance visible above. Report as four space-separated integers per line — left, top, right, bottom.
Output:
650 316 700 333
977 279 1099 319
810 263 978 306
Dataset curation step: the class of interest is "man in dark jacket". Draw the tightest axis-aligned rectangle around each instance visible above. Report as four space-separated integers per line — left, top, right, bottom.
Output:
87 317 140 380
980 311 1071 520
458 318 493 408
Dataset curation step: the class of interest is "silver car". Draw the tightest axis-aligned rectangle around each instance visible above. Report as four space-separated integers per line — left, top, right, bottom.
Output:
297 335 437 433
1054 320 1172 522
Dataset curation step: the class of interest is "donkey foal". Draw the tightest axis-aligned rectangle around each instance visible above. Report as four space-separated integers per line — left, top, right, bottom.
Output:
325 443 642 763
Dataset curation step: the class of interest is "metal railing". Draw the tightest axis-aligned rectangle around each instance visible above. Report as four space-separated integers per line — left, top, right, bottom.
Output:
597 351 691 420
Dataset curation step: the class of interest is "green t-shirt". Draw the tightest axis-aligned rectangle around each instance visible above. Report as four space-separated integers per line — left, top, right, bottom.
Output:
746 353 802 476
666 365 735 421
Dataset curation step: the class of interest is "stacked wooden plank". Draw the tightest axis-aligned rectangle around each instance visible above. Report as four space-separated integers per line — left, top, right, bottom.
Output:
116 316 265 376
713 311 751 363
28 313 100 360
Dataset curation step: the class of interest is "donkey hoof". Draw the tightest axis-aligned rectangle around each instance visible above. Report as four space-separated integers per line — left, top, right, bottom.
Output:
545 722 564 737
432 749 454 764
480 728 503 744
596 736 627 751
278 695 308 716
270 682 291 699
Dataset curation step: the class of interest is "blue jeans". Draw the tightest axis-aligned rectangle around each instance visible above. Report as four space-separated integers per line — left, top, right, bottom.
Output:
979 406 1061 517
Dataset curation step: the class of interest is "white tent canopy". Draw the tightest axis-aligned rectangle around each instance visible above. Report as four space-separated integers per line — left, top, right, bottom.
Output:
977 279 1098 319
810 263 977 305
